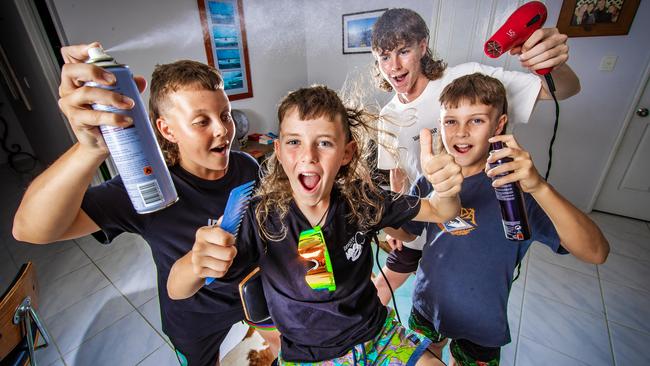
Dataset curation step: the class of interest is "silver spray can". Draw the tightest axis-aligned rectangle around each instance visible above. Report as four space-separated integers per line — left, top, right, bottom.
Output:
85 47 178 213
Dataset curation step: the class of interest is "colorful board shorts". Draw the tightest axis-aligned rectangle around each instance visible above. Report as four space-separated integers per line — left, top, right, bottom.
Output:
279 309 431 365
408 308 501 366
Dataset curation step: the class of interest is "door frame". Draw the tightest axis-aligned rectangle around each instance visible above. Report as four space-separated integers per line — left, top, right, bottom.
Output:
588 57 650 212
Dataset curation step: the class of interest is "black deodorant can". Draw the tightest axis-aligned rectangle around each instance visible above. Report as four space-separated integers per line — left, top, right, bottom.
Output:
489 141 530 241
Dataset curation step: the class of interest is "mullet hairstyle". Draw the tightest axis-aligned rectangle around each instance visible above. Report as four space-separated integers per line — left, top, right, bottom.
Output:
255 85 385 242
148 60 224 166
371 8 446 92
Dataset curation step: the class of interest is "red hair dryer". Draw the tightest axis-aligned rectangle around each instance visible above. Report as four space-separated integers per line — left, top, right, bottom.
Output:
484 1 551 76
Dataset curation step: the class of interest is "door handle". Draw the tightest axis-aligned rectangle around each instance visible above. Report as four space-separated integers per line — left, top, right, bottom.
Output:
637 107 649 117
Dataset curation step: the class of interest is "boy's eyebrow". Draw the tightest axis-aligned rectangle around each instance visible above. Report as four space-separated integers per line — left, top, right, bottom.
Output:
282 132 337 139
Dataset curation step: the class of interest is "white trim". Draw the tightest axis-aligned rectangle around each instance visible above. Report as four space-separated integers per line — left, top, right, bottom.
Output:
14 0 76 143
587 55 650 212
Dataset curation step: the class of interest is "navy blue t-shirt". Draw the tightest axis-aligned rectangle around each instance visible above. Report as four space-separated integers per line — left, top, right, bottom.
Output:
81 151 259 341
393 172 563 347
234 186 421 362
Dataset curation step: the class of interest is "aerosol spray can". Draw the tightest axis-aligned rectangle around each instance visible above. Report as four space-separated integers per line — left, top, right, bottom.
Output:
85 47 178 214
489 141 530 241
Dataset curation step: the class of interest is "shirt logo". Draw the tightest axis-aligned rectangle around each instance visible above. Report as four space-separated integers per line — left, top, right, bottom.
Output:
344 232 364 262
438 207 477 236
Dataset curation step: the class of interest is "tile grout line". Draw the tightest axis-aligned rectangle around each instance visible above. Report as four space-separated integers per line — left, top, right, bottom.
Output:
597 264 617 366
517 334 590 365
81 237 170 354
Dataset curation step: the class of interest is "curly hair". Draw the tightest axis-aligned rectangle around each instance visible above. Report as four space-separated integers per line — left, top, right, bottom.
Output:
255 85 386 242
371 8 447 92
148 60 224 166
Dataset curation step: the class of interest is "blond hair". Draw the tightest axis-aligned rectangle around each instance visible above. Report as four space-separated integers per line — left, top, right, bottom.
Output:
255 85 385 241
149 60 224 165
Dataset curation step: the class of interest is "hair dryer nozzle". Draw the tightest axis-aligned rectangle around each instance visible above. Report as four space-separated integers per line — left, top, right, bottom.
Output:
484 1 547 58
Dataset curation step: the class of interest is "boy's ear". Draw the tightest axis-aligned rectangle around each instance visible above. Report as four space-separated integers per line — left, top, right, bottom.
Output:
494 114 508 136
341 140 357 166
156 118 177 143
418 38 428 55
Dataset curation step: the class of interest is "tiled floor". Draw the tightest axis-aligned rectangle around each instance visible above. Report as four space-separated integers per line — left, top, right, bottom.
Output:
2 164 650 365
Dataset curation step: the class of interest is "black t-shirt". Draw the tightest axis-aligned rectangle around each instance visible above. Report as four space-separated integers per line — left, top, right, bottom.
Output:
81 151 259 340
234 186 421 362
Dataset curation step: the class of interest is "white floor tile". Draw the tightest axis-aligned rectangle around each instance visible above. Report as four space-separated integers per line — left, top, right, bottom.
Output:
516 335 592 366
75 232 141 261
7 239 76 265
526 258 604 315
45 284 135 354
598 252 650 293
508 284 524 340
499 338 516 366
34 339 63 366
137 343 178 366
95 237 153 283
602 229 650 262
601 279 650 334
33 244 91 287
520 292 612 366
530 243 598 277
40 263 110 319
138 296 169 343
590 212 650 238
609 322 650 366
111 265 158 307
63 310 165 366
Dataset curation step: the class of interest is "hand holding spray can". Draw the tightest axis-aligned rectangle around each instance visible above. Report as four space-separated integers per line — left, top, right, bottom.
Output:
85 47 178 214
489 141 530 241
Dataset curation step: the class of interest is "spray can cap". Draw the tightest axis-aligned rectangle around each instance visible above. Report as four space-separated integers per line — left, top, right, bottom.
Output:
86 47 119 66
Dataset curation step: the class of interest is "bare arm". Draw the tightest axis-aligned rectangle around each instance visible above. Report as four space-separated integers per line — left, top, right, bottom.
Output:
13 42 144 244
383 227 417 243
487 135 609 264
13 143 104 243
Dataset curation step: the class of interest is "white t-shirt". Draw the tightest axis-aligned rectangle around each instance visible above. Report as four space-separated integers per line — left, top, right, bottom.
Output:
377 62 540 250
378 62 541 184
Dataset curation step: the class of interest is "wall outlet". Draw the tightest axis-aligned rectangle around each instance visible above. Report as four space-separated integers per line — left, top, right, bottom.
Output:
599 55 618 71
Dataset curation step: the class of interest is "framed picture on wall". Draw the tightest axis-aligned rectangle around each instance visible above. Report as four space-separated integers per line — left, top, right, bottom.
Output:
342 9 387 54
557 0 640 37
197 0 253 100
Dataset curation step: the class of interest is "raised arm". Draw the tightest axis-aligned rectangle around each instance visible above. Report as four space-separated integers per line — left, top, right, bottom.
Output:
413 129 462 223
515 28 581 100
12 43 143 243
487 134 609 264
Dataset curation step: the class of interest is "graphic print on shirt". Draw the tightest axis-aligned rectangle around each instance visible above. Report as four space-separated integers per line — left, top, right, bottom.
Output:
343 231 365 262
438 207 477 236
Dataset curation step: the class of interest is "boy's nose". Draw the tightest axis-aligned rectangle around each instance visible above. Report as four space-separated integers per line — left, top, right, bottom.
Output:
390 56 401 71
212 120 228 137
301 145 318 163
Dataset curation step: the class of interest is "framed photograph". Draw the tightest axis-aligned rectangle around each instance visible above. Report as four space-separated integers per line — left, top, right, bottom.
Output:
557 0 640 37
342 9 387 54
197 0 253 100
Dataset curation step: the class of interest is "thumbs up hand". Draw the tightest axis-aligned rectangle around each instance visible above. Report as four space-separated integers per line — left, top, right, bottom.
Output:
419 129 463 198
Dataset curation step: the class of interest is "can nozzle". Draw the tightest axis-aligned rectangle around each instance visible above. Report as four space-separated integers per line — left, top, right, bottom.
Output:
86 47 115 65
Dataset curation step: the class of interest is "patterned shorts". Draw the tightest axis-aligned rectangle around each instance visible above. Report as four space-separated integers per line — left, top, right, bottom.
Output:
408 308 501 366
279 309 431 365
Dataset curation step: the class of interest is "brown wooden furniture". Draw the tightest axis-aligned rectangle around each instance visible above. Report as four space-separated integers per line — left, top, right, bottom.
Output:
0 262 51 366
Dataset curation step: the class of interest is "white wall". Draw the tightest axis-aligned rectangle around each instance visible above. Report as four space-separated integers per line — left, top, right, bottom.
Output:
51 0 308 135
304 0 650 211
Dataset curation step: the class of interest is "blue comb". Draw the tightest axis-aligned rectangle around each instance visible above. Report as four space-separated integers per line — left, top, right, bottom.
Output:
205 180 256 285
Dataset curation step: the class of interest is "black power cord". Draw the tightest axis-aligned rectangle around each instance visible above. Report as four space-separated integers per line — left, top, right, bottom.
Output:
543 73 559 181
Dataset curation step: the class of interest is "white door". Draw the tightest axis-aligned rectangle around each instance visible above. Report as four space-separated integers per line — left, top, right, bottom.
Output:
594 69 650 221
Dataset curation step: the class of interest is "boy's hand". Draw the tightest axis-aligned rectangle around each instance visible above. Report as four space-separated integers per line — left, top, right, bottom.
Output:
419 129 462 198
190 218 237 279
510 28 569 73
57 42 146 156
385 234 403 251
486 135 545 193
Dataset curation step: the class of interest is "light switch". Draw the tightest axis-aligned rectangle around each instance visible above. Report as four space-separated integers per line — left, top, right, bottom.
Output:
599 55 618 71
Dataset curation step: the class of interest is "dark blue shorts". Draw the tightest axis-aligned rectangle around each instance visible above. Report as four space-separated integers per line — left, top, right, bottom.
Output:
170 327 230 366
